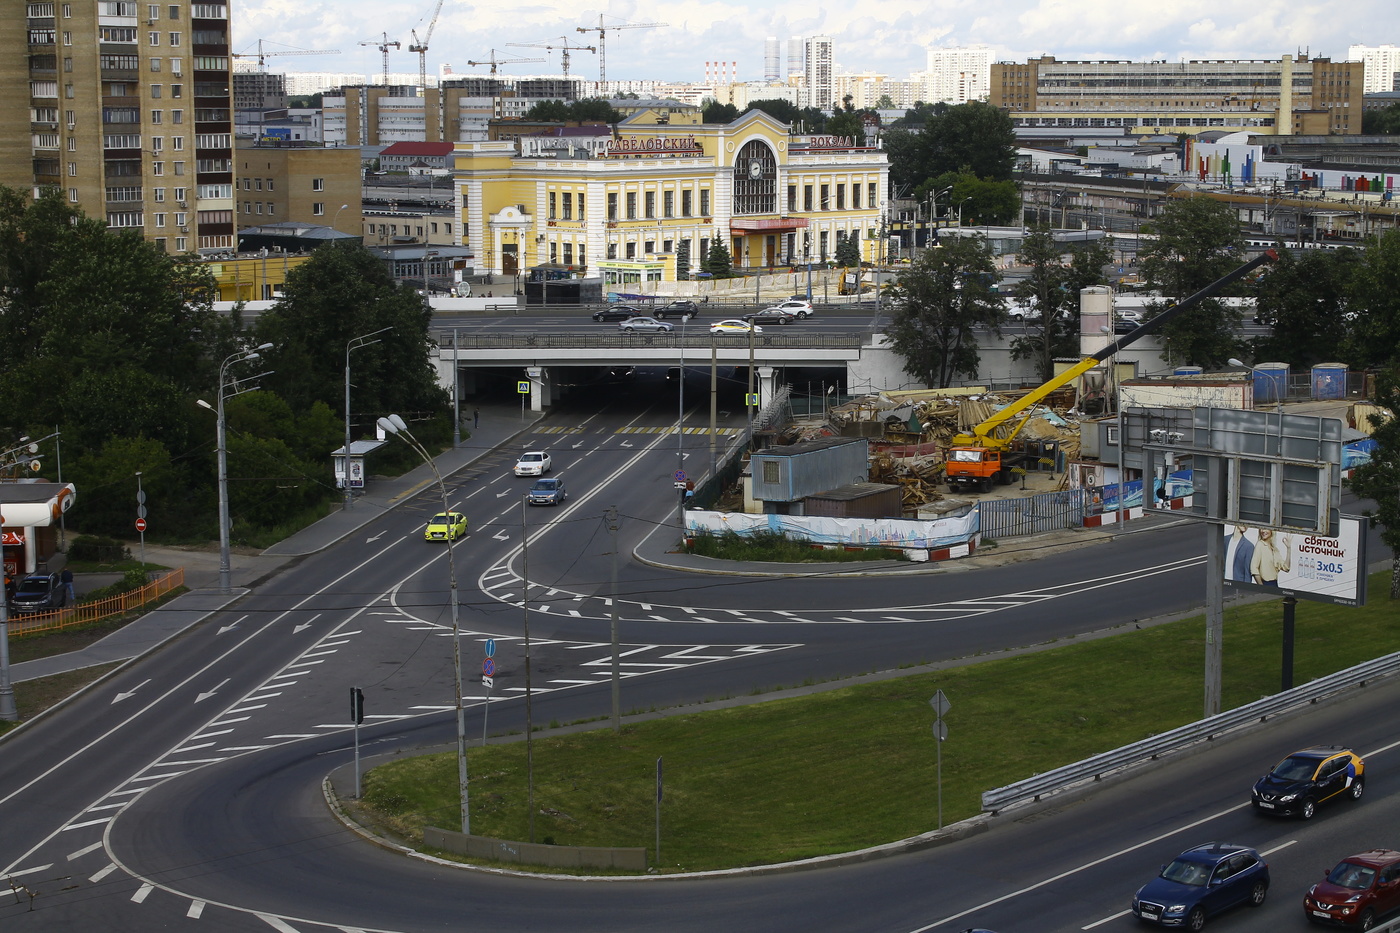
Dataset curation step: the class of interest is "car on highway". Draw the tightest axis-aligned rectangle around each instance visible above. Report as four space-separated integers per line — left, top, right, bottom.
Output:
424 511 468 542
1251 745 1365 819
742 307 798 325
1113 320 1138 334
526 477 567 506
592 305 643 322
513 450 552 476
1304 849 1400 929
618 316 674 334
654 300 701 320
772 299 815 318
9 572 66 614
1005 302 1042 323
709 319 763 336
1131 842 1269 929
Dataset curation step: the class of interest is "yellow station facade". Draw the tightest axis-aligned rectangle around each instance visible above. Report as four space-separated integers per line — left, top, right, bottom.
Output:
452 110 891 288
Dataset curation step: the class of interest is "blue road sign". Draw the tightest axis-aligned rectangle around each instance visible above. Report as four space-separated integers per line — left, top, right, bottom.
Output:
484 638 496 658
674 469 687 482
483 657 495 677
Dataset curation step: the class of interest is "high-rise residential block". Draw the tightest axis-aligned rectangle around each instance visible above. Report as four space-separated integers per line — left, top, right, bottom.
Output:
922 47 993 104
9 0 236 254
1348 44 1400 93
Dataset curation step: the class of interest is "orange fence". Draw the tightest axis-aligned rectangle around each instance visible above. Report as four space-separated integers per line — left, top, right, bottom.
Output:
6 569 186 638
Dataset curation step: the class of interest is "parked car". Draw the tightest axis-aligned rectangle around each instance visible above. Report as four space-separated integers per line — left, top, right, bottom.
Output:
654 300 701 320
424 511 468 542
513 450 553 476
527 477 568 506
1304 849 1400 929
619 316 674 334
1132 842 1269 929
742 307 797 325
1251 746 1365 819
709 319 762 336
772 299 814 318
9 572 66 614
592 305 643 322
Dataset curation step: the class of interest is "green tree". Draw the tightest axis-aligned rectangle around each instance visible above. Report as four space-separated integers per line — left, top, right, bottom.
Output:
886 235 1004 387
923 102 1017 181
522 99 571 121
701 239 734 277
1249 246 1360 368
1346 368 1400 598
675 239 691 280
827 110 866 146
1362 103 1400 135
1010 226 1076 382
66 436 186 541
876 94 895 109
702 100 739 123
1139 196 1247 368
835 231 861 269
747 98 803 124
253 242 447 425
1342 230 1400 371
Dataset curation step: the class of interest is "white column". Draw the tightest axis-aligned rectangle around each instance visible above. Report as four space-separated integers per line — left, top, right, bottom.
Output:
527 366 551 412
756 365 777 408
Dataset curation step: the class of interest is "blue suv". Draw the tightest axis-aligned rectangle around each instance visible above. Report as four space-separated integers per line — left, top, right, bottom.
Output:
1132 842 1269 930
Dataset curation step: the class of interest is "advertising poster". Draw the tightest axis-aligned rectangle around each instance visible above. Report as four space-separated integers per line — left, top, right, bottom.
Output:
1223 515 1367 606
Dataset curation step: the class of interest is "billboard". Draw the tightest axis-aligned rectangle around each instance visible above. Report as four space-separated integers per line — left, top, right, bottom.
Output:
1223 515 1368 607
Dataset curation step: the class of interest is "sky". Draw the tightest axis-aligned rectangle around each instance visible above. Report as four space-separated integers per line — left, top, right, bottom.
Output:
233 0 1393 87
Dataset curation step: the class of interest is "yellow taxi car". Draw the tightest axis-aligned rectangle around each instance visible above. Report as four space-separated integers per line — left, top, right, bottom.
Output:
424 511 468 542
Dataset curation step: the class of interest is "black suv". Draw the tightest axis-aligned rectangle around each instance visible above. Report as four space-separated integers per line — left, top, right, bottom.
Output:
654 300 701 320
592 305 643 322
10 572 66 614
1252 746 1364 819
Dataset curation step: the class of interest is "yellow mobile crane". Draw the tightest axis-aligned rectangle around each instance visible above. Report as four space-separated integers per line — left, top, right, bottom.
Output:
944 250 1279 493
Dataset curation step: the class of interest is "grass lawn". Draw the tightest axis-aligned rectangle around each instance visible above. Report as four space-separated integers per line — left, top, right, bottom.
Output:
358 571 1397 874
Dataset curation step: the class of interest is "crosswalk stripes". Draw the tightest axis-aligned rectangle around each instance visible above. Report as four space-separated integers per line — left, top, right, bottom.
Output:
531 426 584 434
615 425 736 435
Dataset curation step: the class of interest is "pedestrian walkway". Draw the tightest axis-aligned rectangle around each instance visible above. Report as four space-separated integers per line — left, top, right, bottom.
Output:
11 404 542 684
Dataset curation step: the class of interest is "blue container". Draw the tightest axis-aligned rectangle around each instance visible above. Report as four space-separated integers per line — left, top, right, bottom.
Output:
1174 366 1203 376
1310 362 1347 400
1253 362 1289 405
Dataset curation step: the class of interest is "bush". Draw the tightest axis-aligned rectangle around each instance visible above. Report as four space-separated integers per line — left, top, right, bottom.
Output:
67 535 131 564
687 530 906 562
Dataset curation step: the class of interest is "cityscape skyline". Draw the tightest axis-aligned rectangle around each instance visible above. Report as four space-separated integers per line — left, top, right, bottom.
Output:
234 0 1396 89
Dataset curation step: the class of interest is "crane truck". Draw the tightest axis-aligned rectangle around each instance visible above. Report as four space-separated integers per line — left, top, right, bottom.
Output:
943 251 1278 493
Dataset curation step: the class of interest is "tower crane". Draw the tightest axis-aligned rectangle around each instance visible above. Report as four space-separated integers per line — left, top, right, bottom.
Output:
465 49 546 76
232 40 340 71
575 16 667 84
407 0 446 91
359 32 401 86
506 38 596 79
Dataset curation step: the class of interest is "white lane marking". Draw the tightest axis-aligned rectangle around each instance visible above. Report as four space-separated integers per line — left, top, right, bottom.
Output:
225 705 268 714
1261 839 1298 857
89 862 118 883
258 911 304 931
67 842 104 861
131 882 154 903
4 864 53 878
62 818 112 830
187 899 206 919
1082 908 1132 929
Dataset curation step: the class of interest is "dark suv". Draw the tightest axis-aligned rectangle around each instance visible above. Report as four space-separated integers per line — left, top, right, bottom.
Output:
10 572 66 614
654 300 701 320
1252 746 1365 819
1305 849 1400 929
592 305 643 322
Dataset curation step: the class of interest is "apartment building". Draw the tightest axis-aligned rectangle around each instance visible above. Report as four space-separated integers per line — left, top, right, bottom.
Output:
9 0 236 254
234 141 361 234
990 55 1364 136
803 36 834 110
1348 45 1400 94
922 47 994 104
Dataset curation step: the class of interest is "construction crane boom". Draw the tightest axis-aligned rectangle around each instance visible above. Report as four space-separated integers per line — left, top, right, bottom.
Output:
465 49 546 76
575 16 667 84
506 37 595 78
359 32 401 86
232 39 340 70
408 0 447 90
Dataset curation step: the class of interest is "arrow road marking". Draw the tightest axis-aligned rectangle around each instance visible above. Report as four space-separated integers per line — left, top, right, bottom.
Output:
112 679 151 704
194 678 229 703
292 612 320 635
217 614 249 635
493 530 510 541
366 531 386 542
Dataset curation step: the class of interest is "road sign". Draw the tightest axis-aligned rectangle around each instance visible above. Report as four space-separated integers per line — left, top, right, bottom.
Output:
674 469 687 482
929 689 950 717
135 518 147 532
481 675 494 688
745 392 759 406
350 687 364 724
482 657 495 677
484 638 496 658
517 380 530 394
674 482 687 489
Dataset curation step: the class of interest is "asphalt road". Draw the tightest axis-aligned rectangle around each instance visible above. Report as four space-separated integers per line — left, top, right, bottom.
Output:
0 377 1387 933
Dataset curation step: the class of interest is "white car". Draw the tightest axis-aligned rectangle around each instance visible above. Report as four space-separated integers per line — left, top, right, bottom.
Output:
709 319 763 336
513 451 552 476
773 299 814 318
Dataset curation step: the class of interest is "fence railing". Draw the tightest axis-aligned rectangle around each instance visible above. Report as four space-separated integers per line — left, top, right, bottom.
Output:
6 568 185 638
979 487 1089 539
981 650 1400 814
440 333 865 351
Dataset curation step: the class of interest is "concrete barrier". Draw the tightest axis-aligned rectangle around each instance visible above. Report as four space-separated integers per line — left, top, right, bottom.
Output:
423 826 648 871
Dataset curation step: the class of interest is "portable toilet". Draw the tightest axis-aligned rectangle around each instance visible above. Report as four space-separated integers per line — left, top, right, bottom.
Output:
1310 362 1348 400
1253 362 1289 405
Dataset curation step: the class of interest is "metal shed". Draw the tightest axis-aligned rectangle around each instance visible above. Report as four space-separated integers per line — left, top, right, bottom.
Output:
749 438 869 513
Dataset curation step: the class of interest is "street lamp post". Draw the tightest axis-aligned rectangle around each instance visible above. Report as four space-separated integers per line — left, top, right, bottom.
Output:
333 203 350 233
344 327 393 511
957 197 973 228
376 413 470 835
197 343 273 595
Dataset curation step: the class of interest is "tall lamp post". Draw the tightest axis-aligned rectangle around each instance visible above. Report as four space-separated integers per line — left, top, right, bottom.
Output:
376 414 470 834
197 343 273 595
343 327 392 511
333 203 350 234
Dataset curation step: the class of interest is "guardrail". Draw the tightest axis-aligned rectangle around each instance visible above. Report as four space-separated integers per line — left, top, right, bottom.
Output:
440 333 866 350
981 651 1400 814
6 569 185 638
